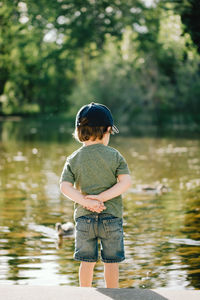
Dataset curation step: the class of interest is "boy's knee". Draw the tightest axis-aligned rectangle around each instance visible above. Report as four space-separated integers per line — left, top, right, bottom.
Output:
80 261 96 268
104 262 118 267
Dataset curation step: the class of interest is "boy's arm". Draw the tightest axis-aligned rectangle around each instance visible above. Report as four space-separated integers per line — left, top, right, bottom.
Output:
60 181 105 212
86 174 132 202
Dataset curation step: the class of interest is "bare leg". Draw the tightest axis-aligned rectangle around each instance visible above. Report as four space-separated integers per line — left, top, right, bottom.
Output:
104 263 119 288
79 262 96 287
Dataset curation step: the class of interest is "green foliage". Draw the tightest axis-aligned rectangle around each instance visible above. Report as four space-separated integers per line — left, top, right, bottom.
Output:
0 0 200 133
0 0 75 114
69 19 200 131
0 0 144 115
161 0 200 53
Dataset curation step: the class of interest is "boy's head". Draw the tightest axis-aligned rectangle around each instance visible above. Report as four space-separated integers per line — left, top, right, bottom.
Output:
74 102 119 142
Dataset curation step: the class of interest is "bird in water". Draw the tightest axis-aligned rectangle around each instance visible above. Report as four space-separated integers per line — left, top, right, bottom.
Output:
128 184 170 195
55 222 75 248
55 222 75 237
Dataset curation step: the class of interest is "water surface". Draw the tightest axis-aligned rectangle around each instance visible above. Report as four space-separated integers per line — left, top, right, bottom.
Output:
0 119 200 288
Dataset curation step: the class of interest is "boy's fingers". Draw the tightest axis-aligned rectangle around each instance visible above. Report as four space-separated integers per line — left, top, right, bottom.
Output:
84 200 105 213
85 195 99 200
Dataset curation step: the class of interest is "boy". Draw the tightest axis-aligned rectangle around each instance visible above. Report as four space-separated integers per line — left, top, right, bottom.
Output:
60 102 131 288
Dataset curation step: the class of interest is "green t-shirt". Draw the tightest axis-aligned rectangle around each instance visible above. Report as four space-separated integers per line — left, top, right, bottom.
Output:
60 143 129 219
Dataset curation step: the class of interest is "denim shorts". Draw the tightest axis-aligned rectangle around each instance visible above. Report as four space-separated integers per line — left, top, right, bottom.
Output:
74 213 125 263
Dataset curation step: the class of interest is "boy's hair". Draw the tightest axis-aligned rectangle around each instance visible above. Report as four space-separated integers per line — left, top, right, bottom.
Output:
73 117 108 142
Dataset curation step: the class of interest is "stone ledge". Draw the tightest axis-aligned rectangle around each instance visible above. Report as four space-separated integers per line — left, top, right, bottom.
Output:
0 285 199 300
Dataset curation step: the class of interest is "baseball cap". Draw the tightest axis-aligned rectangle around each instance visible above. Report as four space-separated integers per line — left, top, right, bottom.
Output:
76 102 119 134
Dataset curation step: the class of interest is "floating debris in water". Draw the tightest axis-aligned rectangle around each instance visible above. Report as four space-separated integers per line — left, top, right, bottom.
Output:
13 152 26 162
169 238 200 246
32 148 38 155
156 144 188 155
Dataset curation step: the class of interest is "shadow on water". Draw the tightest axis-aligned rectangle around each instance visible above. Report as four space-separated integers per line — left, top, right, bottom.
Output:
0 119 200 288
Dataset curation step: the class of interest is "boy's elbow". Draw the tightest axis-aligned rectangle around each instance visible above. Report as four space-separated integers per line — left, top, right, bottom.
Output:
126 175 132 188
60 181 72 194
118 174 132 189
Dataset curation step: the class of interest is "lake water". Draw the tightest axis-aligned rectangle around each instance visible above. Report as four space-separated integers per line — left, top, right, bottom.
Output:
0 119 200 289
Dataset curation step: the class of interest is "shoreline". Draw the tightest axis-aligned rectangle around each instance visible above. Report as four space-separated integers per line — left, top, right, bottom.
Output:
0 286 200 300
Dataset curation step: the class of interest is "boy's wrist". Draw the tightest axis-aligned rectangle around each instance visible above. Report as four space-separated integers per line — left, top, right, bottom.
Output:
99 193 106 202
78 195 87 206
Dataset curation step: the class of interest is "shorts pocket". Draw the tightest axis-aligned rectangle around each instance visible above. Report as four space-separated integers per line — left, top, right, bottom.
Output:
75 217 91 238
103 218 123 233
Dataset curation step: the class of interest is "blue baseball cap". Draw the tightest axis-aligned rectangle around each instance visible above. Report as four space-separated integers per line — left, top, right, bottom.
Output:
76 102 119 134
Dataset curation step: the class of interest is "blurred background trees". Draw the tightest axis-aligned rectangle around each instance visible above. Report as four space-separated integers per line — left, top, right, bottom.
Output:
0 0 200 132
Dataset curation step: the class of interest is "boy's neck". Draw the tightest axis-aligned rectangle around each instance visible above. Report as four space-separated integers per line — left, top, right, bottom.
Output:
83 139 104 147
83 129 110 147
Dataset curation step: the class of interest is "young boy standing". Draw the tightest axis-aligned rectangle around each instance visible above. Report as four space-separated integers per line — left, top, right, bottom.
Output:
60 102 131 288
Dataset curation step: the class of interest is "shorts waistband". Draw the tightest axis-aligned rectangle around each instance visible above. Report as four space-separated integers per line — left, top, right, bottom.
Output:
78 213 115 220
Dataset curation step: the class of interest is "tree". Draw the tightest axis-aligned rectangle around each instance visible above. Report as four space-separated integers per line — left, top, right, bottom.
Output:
161 0 200 53
0 0 147 114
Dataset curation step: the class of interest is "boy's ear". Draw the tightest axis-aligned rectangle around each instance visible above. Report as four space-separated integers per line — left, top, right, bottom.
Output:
107 126 112 133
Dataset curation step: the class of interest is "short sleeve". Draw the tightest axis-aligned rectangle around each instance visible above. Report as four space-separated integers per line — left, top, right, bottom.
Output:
60 159 75 184
116 152 130 176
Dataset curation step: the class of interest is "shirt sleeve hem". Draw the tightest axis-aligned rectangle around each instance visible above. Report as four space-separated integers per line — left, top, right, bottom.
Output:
59 178 75 184
116 170 130 176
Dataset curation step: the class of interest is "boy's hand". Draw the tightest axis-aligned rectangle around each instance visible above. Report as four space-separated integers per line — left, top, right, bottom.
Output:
83 198 106 213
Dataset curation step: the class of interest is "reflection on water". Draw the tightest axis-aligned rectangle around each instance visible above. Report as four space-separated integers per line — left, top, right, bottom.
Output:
0 119 200 288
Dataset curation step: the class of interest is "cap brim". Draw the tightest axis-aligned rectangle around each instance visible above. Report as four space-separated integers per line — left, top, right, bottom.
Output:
111 125 119 134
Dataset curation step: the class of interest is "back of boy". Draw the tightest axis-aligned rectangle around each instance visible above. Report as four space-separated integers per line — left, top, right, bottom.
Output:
60 102 131 288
